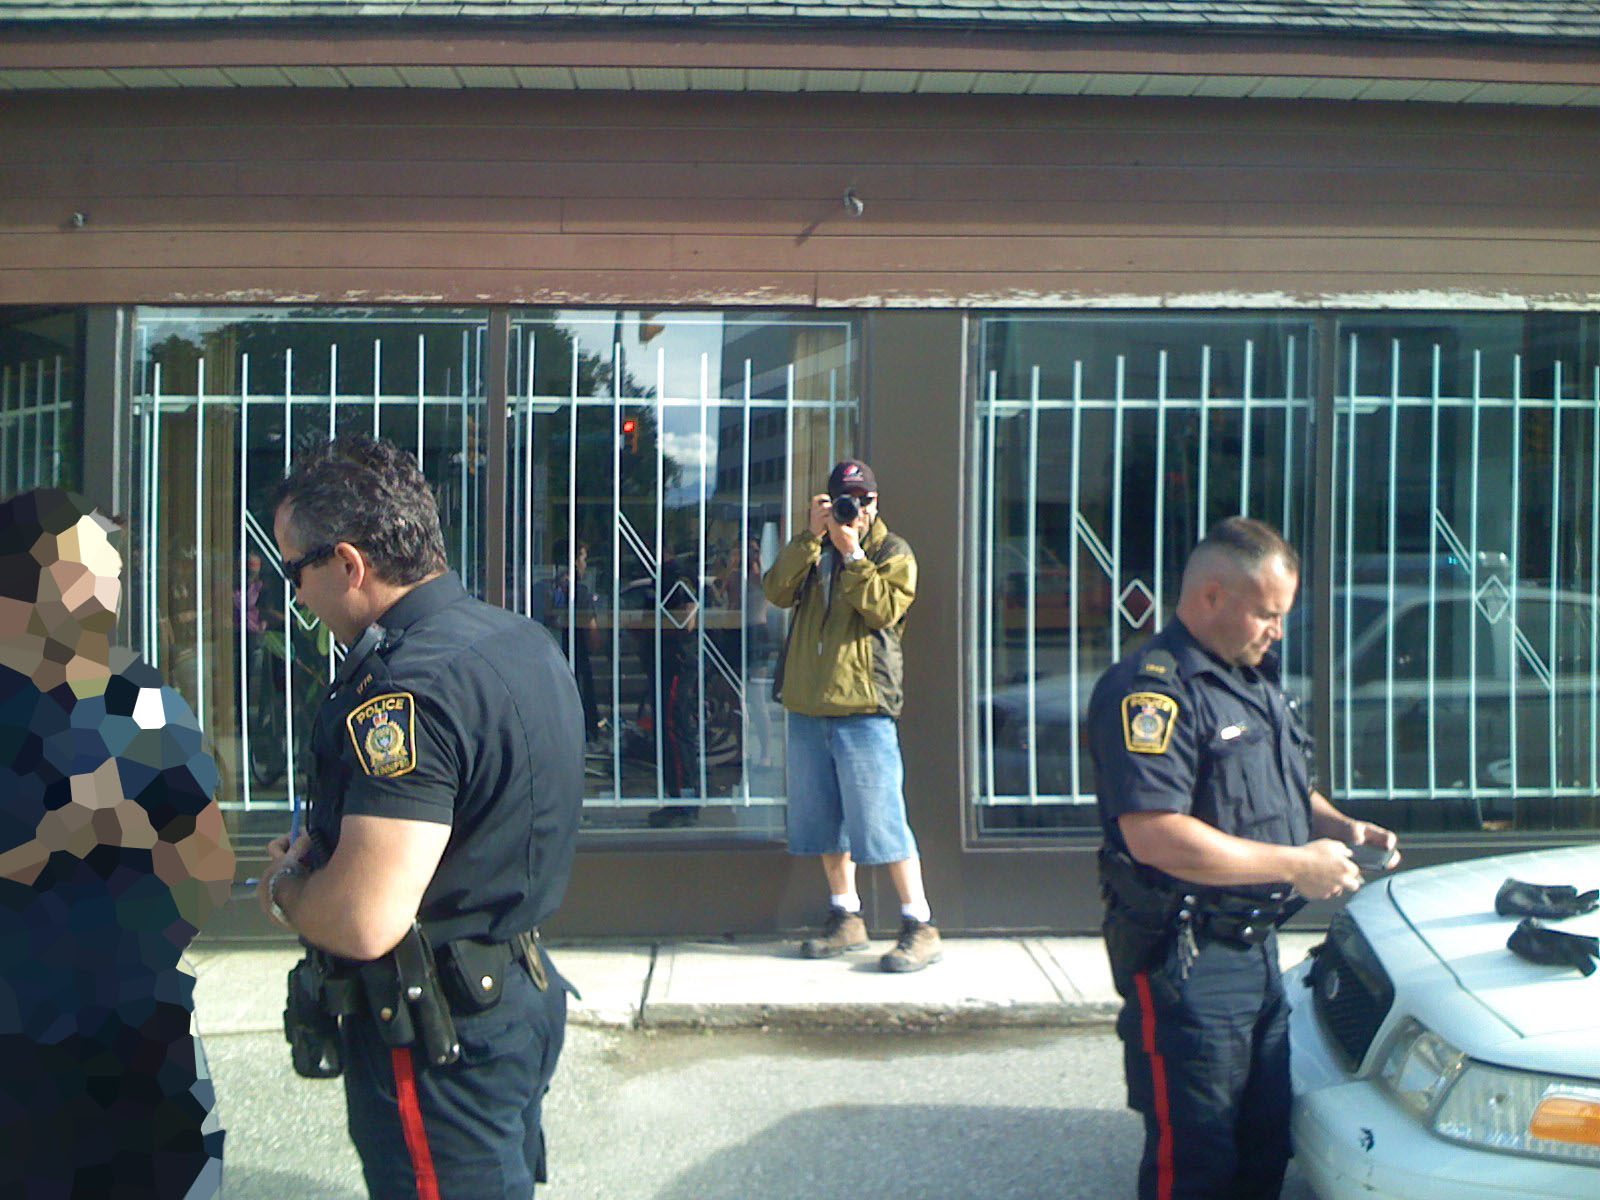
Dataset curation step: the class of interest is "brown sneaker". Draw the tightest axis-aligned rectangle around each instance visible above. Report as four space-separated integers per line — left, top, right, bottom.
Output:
799 907 869 959
880 918 942 973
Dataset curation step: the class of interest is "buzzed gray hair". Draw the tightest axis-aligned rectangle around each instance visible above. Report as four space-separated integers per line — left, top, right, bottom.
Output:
1181 516 1300 592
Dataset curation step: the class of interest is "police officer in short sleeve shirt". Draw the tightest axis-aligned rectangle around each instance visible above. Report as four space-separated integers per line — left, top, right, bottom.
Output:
1087 517 1398 1200
256 436 584 1200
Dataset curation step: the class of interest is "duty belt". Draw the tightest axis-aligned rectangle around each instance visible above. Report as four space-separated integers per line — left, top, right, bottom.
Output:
1180 896 1299 946
1100 846 1305 976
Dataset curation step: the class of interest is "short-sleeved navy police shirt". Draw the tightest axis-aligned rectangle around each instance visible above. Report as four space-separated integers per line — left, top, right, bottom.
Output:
1087 619 1313 880
306 572 584 948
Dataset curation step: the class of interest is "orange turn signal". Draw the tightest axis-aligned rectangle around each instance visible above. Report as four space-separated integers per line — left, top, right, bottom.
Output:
1529 1096 1600 1147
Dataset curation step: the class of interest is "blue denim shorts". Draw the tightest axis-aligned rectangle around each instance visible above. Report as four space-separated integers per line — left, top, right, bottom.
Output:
784 713 919 865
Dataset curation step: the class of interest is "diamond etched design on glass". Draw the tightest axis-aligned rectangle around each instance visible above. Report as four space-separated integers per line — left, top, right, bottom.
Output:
660 578 699 629
1475 576 1510 625
1119 579 1155 628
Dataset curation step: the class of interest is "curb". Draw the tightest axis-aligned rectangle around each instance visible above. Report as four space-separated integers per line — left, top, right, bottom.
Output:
617 1000 1122 1033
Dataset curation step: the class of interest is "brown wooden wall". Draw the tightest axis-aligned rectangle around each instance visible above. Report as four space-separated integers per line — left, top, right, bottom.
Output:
3 87 1599 309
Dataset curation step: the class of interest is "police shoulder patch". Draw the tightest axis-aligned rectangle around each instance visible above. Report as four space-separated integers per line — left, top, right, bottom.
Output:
346 691 418 778
1122 691 1179 755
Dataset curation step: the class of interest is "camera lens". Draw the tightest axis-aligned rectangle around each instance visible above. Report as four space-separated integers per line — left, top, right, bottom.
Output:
831 494 860 524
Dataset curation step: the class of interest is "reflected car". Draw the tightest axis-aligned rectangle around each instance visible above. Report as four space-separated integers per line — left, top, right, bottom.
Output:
1286 843 1600 1199
985 584 1597 803
1286 585 1596 797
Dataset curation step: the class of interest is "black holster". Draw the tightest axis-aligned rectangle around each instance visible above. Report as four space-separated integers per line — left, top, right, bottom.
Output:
1100 848 1182 975
359 922 461 1067
284 950 359 1079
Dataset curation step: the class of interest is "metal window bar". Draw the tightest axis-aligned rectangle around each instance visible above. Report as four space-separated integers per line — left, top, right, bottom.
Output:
1198 344 1211 528
1069 359 1085 805
1385 339 1399 793
739 357 753 806
981 369 999 808
1592 366 1599 793
1510 353 1523 794
1111 354 1126 665
1025 364 1041 801
1341 335 1358 797
1427 344 1441 796
1469 350 1482 816
237 354 251 810
1549 361 1562 793
1154 350 1167 629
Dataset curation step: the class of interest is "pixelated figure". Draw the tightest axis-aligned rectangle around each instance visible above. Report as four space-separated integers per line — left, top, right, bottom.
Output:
0 488 235 1200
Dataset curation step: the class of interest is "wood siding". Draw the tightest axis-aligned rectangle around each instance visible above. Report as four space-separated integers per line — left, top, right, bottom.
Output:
3 87 1599 308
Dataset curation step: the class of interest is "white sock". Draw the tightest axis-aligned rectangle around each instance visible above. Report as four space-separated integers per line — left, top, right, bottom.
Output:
901 900 932 924
831 893 861 913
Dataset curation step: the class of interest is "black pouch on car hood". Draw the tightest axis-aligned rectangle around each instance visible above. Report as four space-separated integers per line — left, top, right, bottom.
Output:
1507 917 1599 977
1495 877 1599 920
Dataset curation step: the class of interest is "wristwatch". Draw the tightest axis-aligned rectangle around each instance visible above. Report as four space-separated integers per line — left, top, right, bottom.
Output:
268 862 308 929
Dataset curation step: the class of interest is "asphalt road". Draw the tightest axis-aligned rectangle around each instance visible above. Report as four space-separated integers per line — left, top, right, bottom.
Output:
208 1025 1319 1199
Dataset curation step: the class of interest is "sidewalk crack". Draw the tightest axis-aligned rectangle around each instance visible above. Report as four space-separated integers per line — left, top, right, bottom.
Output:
636 942 660 1028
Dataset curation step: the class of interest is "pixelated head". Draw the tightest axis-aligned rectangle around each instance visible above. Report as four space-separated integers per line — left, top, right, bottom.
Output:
0 489 122 639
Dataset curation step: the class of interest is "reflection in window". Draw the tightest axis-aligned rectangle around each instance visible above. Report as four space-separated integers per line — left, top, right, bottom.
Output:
1333 315 1600 833
972 315 1315 837
129 308 490 848
508 311 859 842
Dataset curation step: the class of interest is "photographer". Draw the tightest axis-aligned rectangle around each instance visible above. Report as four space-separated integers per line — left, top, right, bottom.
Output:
763 460 940 973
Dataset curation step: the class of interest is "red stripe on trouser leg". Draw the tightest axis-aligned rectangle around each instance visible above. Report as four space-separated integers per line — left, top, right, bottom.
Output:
391 1047 442 1200
1134 971 1175 1200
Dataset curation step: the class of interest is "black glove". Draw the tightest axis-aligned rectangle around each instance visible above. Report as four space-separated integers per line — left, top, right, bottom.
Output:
1495 877 1599 919
1507 918 1599 977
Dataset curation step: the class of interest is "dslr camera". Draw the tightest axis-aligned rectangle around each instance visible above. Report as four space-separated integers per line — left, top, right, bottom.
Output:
831 494 862 524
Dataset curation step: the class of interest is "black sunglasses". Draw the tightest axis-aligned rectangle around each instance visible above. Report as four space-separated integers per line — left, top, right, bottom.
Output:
282 544 337 588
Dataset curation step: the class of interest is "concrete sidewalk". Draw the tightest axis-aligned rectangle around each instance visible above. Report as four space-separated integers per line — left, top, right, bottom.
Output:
187 932 1324 1037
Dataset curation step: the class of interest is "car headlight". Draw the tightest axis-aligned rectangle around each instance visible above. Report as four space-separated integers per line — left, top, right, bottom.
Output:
1376 1017 1466 1118
1377 1017 1600 1165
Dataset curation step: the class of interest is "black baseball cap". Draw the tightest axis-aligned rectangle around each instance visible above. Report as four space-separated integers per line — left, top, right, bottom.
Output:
828 460 877 496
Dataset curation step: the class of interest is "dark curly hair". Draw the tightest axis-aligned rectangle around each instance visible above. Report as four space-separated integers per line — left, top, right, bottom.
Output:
271 436 447 586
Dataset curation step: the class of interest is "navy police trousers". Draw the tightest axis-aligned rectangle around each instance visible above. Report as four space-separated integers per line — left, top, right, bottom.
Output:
341 951 568 1200
1112 932 1292 1200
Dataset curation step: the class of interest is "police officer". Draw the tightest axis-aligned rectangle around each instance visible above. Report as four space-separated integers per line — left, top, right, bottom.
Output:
256 435 584 1199
1087 517 1398 1200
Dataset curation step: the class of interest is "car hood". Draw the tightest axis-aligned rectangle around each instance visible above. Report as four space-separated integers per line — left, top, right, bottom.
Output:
1387 843 1600 1043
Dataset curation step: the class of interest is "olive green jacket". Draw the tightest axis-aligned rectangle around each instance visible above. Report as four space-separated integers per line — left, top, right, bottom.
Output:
761 517 916 718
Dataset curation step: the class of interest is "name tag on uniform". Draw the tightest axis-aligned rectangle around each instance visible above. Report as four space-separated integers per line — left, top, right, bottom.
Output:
1122 692 1179 755
1219 723 1246 741
347 691 418 778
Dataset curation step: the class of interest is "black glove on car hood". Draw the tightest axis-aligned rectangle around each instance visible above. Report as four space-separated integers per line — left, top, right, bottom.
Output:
1507 917 1599 977
1495 877 1600 920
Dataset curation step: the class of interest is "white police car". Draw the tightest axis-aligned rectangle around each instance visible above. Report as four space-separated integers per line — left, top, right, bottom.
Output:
1287 843 1600 1198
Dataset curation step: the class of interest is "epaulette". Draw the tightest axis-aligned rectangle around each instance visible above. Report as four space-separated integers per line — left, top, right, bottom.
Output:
1137 648 1178 681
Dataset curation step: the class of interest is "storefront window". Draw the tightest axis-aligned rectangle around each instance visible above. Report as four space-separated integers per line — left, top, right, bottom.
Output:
970 314 1316 836
508 310 859 842
972 310 1600 840
0 308 82 494
1332 314 1600 833
129 307 490 841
